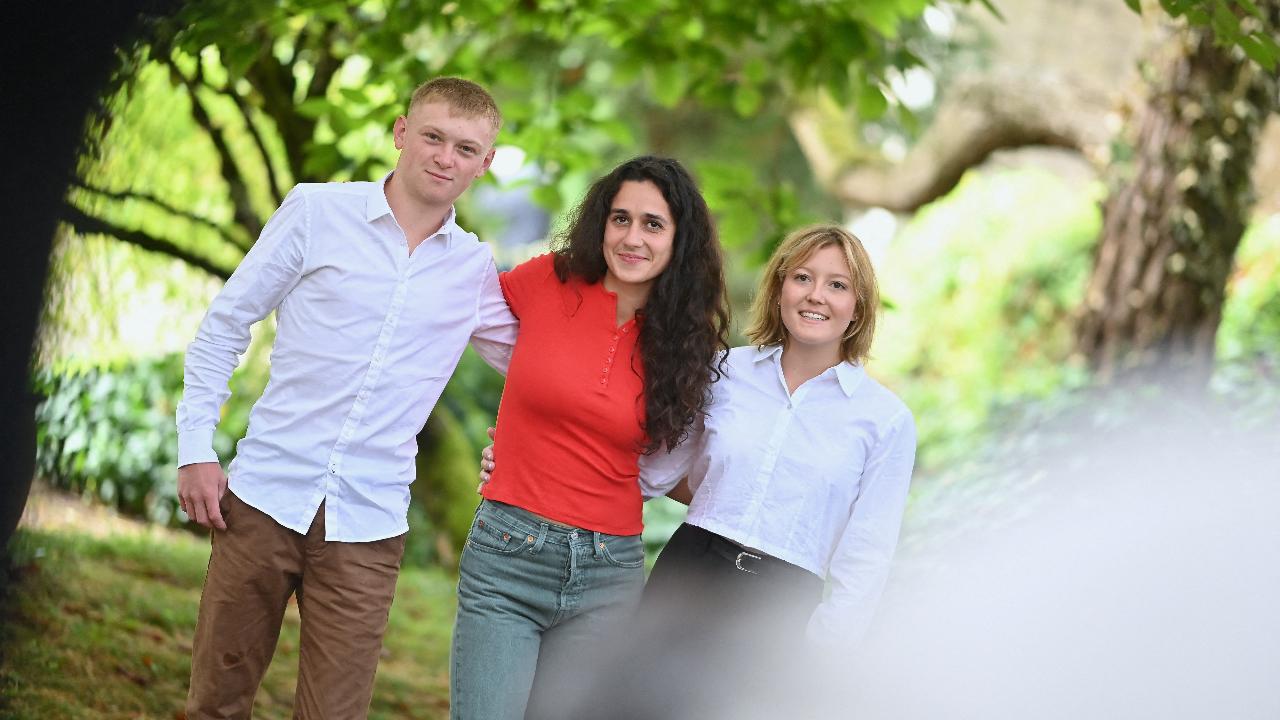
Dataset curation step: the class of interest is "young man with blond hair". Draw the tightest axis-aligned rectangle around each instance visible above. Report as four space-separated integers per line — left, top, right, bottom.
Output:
176 77 515 719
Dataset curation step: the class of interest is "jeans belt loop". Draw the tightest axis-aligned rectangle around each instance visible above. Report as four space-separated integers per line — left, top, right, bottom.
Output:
592 531 603 559
531 523 548 554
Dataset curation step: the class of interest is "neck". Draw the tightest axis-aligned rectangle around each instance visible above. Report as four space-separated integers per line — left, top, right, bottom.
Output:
385 172 451 250
779 340 842 394
603 275 651 326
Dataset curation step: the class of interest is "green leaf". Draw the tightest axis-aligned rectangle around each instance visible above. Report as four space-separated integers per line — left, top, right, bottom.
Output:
743 56 768 85
1122 0 1142 14
1235 0 1264 18
860 3 902 38
856 82 889 120
296 97 332 119
732 83 763 117
221 41 259 81
531 183 562 211
1209 0 1242 42
649 63 689 108
683 17 705 41
1239 34 1280 71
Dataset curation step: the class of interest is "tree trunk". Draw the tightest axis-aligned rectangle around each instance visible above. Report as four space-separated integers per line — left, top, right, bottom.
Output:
1076 7 1280 386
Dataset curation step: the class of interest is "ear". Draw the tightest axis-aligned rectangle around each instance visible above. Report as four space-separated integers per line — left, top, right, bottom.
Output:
393 116 408 150
477 146 497 178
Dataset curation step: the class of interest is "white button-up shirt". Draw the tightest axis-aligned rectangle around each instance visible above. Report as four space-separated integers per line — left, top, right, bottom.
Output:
639 344 916 648
176 176 516 541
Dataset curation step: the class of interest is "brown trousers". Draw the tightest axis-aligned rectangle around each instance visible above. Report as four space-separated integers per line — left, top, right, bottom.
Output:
186 491 406 720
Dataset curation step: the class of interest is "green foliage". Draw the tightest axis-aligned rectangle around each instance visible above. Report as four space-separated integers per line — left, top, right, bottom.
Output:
874 169 1102 469
33 355 183 524
67 0 976 286
1 527 458 718
1128 0 1280 71
32 353 261 527
1213 214 1280 418
31 340 505 561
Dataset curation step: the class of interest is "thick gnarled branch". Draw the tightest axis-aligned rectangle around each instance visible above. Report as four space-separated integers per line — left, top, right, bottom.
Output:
791 72 1114 213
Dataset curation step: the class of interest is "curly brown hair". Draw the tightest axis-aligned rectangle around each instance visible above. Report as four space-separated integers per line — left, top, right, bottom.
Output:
552 156 730 453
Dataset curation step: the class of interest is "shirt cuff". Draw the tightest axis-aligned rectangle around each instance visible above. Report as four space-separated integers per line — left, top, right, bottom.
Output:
177 428 220 467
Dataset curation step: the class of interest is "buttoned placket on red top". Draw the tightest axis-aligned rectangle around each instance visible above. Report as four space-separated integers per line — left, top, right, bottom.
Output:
598 323 633 393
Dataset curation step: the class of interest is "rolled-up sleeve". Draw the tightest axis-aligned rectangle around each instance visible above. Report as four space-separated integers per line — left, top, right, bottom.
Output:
175 187 310 467
805 408 916 649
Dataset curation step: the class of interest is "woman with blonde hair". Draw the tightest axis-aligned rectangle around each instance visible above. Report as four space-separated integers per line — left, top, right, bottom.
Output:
627 223 915 717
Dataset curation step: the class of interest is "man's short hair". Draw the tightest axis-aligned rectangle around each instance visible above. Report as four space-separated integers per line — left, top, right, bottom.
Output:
408 77 502 134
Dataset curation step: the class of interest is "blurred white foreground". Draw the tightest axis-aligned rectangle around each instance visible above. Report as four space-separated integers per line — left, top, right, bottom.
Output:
836 402 1280 719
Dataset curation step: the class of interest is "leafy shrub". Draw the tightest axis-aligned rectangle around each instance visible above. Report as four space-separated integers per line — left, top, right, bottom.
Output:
32 353 256 527
32 344 509 562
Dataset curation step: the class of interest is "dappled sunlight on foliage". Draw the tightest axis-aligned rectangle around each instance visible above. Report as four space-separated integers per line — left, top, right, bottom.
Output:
874 168 1102 469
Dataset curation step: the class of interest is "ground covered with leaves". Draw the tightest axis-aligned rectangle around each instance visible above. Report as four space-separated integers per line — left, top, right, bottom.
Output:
0 491 458 720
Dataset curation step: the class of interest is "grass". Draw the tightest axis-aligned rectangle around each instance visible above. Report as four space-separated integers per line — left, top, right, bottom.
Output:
0 526 459 719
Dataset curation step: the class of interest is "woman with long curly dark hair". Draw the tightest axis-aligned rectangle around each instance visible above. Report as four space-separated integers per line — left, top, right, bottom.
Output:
450 156 729 720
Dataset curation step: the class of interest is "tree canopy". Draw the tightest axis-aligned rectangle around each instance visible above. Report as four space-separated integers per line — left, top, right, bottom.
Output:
65 0 985 279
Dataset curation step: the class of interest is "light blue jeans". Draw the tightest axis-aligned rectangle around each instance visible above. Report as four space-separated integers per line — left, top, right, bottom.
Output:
450 499 646 720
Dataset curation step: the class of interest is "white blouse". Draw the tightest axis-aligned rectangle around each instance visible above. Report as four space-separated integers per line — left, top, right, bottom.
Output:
639 344 916 648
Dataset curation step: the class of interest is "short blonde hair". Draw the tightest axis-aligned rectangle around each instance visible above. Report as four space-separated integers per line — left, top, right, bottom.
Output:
745 224 879 365
408 77 502 134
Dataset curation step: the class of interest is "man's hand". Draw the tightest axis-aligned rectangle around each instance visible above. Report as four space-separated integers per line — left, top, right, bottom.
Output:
178 462 229 530
476 426 496 493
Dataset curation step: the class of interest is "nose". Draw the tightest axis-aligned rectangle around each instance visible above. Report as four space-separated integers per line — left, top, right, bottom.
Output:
434 145 456 169
806 285 826 304
621 224 644 247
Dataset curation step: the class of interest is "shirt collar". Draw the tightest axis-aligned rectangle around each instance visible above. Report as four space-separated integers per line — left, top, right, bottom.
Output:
369 172 459 248
751 343 864 397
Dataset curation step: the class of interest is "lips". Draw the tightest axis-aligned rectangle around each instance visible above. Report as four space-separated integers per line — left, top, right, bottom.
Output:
617 252 648 264
799 310 829 321
426 170 452 182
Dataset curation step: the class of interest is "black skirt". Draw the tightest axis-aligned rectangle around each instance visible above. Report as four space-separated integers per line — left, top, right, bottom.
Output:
564 523 827 720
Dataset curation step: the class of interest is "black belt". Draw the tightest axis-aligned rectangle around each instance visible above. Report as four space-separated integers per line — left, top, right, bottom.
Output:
694 525 805 578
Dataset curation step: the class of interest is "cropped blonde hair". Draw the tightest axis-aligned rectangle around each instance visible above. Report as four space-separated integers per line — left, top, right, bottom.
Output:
408 77 502 134
745 224 879 365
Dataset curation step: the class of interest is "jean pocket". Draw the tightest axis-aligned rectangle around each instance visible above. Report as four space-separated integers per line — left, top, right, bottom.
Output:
599 535 645 568
466 514 533 556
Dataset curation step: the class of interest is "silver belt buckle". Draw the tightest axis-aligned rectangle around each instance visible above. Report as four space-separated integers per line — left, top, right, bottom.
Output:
735 550 762 574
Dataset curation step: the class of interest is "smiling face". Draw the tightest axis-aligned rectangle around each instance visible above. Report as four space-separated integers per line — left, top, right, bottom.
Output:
391 99 496 211
779 243 857 361
600 180 676 299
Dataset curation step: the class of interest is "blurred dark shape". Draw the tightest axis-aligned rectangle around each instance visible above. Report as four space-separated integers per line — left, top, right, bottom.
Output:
0 0 182 553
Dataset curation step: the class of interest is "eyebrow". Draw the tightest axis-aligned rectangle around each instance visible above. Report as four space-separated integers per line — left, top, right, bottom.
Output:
419 124 484 147
611 207 671 224
794 264 852 281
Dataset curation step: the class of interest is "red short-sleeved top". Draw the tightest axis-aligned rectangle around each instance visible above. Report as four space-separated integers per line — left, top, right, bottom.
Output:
481 253 648 535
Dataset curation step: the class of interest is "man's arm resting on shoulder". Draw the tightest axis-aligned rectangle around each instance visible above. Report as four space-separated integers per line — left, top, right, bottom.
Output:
469 257 517 376
175 187 309 529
